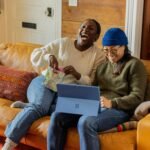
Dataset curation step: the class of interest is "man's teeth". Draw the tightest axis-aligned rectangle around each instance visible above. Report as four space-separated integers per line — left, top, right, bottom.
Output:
82 34 88 37
81 35 88 39
82 37 88 40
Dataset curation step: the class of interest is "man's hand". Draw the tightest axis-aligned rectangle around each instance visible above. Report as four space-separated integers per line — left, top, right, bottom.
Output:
100 96 112 108
48 55 58 70
63 65 81 80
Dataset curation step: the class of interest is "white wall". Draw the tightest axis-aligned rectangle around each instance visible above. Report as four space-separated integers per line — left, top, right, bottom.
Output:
125 0 144 58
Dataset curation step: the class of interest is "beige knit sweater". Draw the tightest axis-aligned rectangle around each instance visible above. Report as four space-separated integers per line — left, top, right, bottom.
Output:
31 37 105 85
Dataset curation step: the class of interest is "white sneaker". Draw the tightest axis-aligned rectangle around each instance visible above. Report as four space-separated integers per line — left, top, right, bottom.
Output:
2 138 17 150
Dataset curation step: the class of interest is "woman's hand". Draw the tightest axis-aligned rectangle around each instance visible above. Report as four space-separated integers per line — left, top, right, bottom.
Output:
63 65 81 80
48 55 58 70
100 96 112 108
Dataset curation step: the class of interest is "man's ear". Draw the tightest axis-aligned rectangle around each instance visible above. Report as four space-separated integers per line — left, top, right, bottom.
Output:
94 34 99 42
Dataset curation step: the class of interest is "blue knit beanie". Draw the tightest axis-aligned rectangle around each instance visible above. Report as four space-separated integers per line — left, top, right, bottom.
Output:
102 28 128 46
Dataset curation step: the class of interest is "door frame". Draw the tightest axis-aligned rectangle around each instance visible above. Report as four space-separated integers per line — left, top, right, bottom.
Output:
125 0 144 58
3 0 62 43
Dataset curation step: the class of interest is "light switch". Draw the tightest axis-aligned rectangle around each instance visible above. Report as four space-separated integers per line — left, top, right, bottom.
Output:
69 0 78 7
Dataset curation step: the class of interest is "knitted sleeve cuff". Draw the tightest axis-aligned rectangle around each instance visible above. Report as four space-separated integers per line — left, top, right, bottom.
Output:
111 100 118 108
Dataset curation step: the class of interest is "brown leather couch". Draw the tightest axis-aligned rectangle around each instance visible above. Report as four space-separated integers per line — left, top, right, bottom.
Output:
0 42 149 150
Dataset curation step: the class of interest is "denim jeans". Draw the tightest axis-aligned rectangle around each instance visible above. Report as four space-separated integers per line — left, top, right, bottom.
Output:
47 108 130 150
5 75 57 143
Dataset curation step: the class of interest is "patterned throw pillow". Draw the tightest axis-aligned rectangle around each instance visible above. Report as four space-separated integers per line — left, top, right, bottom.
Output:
0 66 38 102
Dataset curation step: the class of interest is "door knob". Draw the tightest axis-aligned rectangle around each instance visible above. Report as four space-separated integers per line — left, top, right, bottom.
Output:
45 7 53 17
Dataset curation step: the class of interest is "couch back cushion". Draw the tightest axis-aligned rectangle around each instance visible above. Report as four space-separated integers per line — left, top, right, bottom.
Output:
0 66 38 102
0 43 42 73
142 60 150 100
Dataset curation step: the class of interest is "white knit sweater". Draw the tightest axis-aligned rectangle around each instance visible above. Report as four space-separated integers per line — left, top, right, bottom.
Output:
31 37 105 85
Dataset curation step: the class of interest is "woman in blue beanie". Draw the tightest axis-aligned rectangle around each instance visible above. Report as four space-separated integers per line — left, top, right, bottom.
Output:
47 28 147 150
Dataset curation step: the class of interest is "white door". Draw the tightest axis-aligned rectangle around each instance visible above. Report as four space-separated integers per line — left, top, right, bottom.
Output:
4 0 61 44
0 0 5 43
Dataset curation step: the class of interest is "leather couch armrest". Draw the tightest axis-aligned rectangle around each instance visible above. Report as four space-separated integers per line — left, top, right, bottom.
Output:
137 114 150 150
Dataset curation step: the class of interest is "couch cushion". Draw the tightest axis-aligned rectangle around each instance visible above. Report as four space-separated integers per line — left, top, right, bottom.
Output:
64 128 136 150
0 43 42 73
0 98 20 127
0 98 136 150
0 66 37 102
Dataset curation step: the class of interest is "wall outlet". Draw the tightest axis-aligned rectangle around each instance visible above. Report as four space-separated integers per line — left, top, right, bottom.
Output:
69 0 78 7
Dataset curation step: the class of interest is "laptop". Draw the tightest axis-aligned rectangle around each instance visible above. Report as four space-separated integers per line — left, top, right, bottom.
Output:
55 83 100 116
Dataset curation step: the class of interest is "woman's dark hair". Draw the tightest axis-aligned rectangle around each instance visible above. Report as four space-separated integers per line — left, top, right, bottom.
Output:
113 45 132 75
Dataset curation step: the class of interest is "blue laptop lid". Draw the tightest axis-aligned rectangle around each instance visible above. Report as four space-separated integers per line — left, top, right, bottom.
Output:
56 84 100 116
57 83 100 100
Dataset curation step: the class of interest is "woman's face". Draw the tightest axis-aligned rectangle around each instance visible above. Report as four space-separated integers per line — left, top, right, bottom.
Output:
103 46 125 63
76 20 99 48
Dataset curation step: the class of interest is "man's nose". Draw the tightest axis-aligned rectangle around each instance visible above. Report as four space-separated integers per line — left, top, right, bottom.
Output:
82 27 89 32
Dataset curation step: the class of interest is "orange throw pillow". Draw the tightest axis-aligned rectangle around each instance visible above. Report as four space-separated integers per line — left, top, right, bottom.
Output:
0 66 38 102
